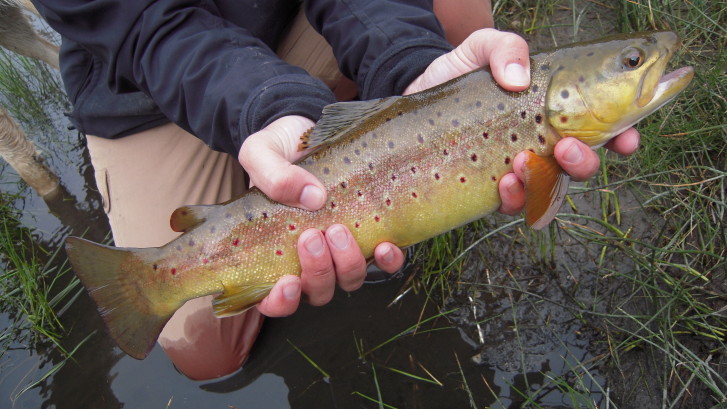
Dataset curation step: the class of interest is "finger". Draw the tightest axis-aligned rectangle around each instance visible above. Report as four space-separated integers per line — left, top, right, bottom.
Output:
298 229 336 306
372 242 405 274
238 117 327 210
256 275 301 317
469 29 531 91
554 137 600 182
405 29 529 94
605 128 640 156
497 172 525 215
325 224 367 292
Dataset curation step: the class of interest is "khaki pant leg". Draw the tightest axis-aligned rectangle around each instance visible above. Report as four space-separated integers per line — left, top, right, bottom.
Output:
86 125 264 381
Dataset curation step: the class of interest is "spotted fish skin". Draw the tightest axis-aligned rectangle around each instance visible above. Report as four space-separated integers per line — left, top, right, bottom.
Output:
64 32 693 359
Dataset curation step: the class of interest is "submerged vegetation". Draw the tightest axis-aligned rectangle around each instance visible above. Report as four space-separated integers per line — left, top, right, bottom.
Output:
408 0 726 408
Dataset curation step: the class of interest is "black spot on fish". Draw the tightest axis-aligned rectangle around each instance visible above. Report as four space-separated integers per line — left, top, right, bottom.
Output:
451 119 460 127
497 103 505 111
245 212 253 221
556 65 565 71
341 181 347 188
535 114 542 124
176 245 182 251
587 52 594 56
538 134 546 144
397 111 403 116
471 153 478 161
354 148 361 155
436 112 442 117
385 118 391 122
521 111 527 119
372 133 378 139
262 212 268 219
505 157 511 165
579 76 585 83
388 141 395 149
532 84 539 93
323 167 330 174
475 101 482 107
343 157 351 164
482 132 489 139
561 90 569 99
362 141 368 148
511 134 518 142
428 119 435 125
153 264 158 271
369 163 374 170
454 97 460 103
417 134 424 143
210 226 216 233
225 213 232 219
540 63 550 71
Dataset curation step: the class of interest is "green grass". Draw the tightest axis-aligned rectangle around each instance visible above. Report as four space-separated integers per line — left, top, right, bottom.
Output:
409 0 726 408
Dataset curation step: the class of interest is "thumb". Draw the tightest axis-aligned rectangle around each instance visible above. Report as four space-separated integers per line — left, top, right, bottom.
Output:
238 116 327 210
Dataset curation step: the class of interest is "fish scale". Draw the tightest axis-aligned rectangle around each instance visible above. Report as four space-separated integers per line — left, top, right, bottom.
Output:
64 32 694 359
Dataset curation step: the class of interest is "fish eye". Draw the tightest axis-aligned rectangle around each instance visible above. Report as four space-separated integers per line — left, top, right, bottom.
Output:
621 48 645 69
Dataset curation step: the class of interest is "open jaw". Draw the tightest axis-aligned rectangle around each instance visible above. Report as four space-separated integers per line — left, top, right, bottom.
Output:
641 65 695 112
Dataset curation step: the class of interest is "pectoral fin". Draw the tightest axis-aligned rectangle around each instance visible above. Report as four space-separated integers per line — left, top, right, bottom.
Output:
212 282 276 317
522 152 570 229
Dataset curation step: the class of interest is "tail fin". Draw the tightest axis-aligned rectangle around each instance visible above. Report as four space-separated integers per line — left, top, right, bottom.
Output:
65 236 174 359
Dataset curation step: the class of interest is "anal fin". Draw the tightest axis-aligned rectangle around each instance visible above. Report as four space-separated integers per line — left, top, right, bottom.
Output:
522 152 570 229
212 282 276 317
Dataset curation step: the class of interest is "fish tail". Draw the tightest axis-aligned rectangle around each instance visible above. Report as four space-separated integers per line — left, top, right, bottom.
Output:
65 236 173 359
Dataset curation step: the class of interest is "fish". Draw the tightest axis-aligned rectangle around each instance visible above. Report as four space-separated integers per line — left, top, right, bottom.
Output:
65 31 694 359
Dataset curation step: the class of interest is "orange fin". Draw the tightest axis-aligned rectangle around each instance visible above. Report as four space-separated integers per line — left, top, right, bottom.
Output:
170 205 215 232
297 127 315 151
522 152 570 229
212 282 276 317
65 237 176 359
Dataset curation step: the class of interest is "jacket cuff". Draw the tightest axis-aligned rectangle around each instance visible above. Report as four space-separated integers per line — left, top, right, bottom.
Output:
361 39 452 99
235 74 336 154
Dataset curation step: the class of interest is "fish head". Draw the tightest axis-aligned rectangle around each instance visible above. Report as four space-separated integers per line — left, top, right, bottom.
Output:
545 31 694 147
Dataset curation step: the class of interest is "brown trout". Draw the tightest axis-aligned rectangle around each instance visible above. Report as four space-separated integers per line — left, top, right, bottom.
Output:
65 32 693 359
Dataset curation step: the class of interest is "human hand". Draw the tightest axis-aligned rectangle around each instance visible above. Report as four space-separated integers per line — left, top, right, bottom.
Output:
404 28 641 215
238 116 405 317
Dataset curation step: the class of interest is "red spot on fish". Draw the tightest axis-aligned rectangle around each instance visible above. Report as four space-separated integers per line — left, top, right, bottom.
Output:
153 264 158 271
560 116 568 123
411 166 417 174
443 149 449 155
355 222 360 228
511 134 518 142
263 212 269 219
482 132 489 139
374 215 380 222
386 199 392 206
232 238 240 246
471 153 478 161
505 157 511 165
289 224 296 230
460 176 467 183
171 268 177 275
357 190 363 197
276 250 283 256
331 202 336 209
341 182 347 188
203 258 209 264
435 173 441 180
491 176 497 181
412 192 418 198
391 174 397 181
529 148 535 153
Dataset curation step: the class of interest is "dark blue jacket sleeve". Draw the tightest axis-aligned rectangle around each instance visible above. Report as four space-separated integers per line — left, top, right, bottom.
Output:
34 0 335 156
306 0 452 99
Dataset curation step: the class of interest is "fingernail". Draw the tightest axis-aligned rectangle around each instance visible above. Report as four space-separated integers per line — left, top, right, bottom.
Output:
379 245 394 264
505 63 529 87
299 185 325 210
328 225 349 250
303 232 324 256
283 280 300 300
563 141 583 164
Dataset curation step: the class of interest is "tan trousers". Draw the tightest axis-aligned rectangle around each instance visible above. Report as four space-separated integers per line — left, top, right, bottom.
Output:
86 3 493 380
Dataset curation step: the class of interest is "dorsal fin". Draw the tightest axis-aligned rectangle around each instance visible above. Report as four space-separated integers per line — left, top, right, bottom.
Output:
298 96 401 151
170 205 216 232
